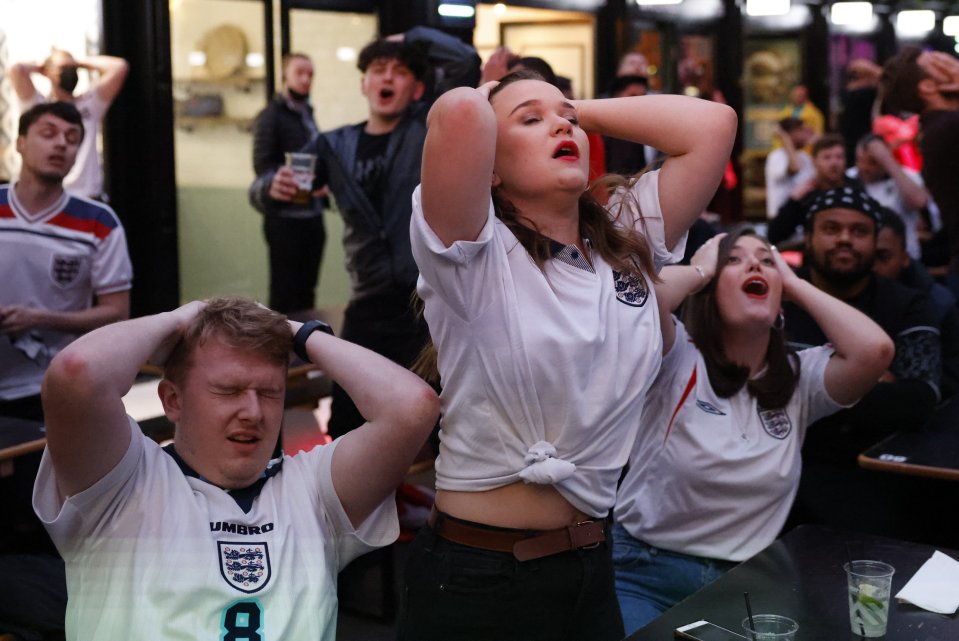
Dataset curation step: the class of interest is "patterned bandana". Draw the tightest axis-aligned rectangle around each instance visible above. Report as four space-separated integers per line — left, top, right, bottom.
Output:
805 186 883 226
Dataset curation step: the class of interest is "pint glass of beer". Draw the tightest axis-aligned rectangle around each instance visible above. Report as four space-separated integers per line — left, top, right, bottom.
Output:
285 152 317 206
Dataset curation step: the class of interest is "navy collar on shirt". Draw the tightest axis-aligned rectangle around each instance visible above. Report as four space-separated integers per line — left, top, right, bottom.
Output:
546 237 595 273
162 443 283 514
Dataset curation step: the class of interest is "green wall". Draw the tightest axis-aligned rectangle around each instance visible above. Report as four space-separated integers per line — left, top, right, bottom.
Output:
176 186 351 308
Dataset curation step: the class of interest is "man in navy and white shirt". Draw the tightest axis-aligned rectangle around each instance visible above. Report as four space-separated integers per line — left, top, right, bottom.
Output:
34 297 438 639
0 101 131 422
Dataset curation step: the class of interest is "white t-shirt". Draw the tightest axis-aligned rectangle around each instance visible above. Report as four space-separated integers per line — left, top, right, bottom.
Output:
410 170 684 518
765 147 815 219
24 89 109 198
615 320 846 561
847 166 926 259
33 418 398 640
0 184 132 400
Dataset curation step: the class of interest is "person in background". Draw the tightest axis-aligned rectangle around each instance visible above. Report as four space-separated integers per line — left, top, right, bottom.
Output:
398 68 736 640
847 134 930 261
10 48 128 200
617 51 650 79
777 84 825 139
1 101 131 638
603 75 652 176
768 134 852 246
839 58 882 167
764 117 816 220
874 208 959 400
784 187 942 537
881 47 959 300
251 52 326 314
613 228 891 633
33 297 438 639
250 27 479 438
0 101 131 425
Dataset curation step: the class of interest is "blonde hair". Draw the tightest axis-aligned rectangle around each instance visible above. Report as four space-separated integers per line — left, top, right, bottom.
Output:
163 297 290 384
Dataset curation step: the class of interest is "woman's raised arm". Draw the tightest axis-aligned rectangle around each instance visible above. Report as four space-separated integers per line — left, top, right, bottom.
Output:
420 83 499 246
573 95 737 248
773 247 893 405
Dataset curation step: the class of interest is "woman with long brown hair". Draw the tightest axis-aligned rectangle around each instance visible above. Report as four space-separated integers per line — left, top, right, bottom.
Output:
613 227 892 633
398 69 737 640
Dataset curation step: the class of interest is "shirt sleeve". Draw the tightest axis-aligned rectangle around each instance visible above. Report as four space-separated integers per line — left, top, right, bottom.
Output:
91 207 133 295
796 345 849 429
33 416 145 557
311 439 399 570
409 183 500 321
609 170 687 271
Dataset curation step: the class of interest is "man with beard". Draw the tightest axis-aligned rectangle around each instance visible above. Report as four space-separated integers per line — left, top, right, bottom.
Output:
782 187 942 538
251 52 325 315
768 134 854 246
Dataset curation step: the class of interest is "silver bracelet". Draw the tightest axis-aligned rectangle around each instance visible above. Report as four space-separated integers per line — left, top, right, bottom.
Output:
693 265 708 291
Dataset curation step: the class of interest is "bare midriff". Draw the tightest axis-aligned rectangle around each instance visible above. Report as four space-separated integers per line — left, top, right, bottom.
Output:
435 482 593 530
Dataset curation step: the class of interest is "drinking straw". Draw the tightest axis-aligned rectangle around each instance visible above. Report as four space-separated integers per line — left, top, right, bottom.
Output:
743 592 757 641
845 544 868 638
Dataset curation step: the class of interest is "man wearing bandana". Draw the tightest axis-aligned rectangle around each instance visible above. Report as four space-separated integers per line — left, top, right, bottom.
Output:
10 49 128 200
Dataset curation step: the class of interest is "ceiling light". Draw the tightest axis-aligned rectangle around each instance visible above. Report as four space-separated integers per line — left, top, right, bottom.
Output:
831 2 873 25
746 0 790 16
636 0 683 6
896 9 935 37
944 15 959 36
437 3 475 18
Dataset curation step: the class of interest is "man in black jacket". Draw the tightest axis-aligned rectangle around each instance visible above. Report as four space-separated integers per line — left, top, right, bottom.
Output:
251 52 324 314
250 28 479 437
784 187 943 539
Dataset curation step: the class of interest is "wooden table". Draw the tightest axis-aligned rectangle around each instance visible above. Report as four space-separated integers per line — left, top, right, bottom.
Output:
624 525 959 641
858 395 959 481
0 415 46 477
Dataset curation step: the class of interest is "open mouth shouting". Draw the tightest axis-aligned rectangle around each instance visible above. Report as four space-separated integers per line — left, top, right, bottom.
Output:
379 88 395 100
553 141 580 161
742 276 769 298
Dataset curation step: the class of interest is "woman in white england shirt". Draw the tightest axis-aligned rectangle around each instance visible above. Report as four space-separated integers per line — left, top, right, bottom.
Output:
613 227 893 633
399 69 737 640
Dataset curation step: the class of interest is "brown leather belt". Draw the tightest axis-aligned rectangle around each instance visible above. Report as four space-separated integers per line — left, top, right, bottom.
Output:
428 508 606 562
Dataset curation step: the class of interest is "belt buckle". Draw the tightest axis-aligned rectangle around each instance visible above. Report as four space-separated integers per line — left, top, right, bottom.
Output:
571 520 602 550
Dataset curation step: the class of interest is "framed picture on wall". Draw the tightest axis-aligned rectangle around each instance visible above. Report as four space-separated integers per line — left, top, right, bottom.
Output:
742 37 801 152
501 20 594 99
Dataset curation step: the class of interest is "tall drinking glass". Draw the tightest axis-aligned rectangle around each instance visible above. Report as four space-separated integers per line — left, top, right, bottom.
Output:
845 560 895 638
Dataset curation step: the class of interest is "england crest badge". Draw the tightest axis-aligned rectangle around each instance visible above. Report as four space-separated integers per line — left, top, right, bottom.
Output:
50 255 82 288
612 269 649 307
218 542 271 593
758 408 792 440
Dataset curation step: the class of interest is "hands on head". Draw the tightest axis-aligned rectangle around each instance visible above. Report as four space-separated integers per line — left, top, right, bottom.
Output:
480 47 516 85
770 244 802 301
918 51 959 93
689 232 726 283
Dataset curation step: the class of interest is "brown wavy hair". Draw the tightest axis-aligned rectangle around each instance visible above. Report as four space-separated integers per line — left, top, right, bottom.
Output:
680 226 799 409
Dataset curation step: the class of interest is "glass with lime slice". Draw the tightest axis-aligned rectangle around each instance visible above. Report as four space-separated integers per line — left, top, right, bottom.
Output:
844 560 895 637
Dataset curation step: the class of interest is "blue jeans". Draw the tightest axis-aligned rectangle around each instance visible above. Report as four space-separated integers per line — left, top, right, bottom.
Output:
397 520 625 641
612 521 736 634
